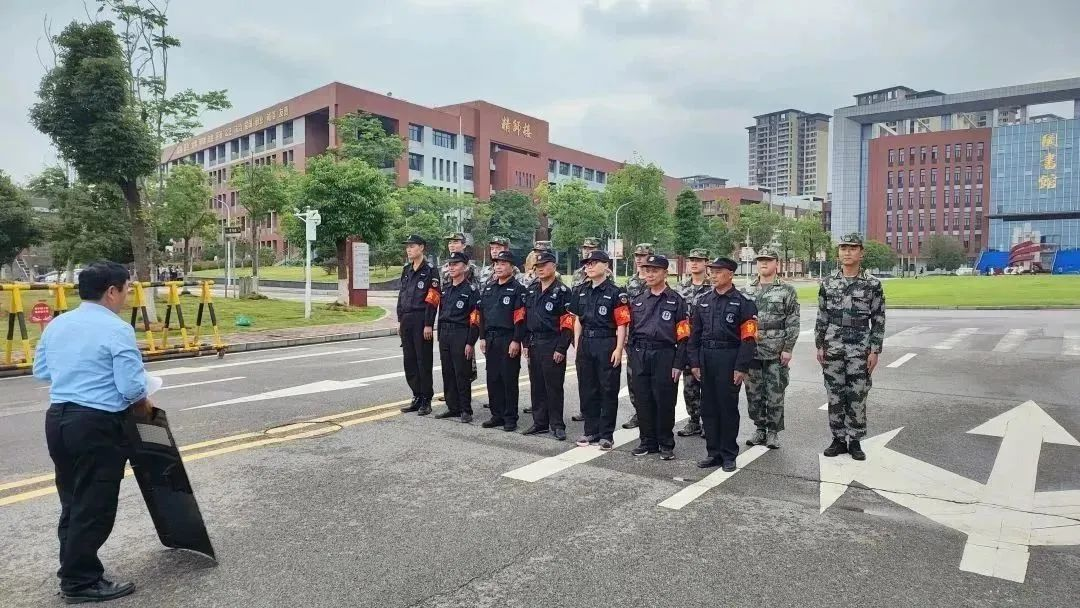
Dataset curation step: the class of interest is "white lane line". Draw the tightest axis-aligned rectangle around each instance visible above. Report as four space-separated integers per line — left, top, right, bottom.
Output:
932 327 978 350
159 376 245 391
1064 330 1080 356
884 325 930 345
886 353 918 368
151 347 370 377
658 445 770 510
182 369 418 411
503 390 686 483
346 354 403 364
992 328 1029 353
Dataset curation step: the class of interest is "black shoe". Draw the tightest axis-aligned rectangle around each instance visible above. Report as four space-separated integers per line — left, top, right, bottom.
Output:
697 457 722 468
460 413 473 424
631 445 655 457
823 438 849 457
659 449 675 461
433 411 458 419
552 428 567 441
621 414 638 429
571 414 584 422
417 401 432 416
62 579 136 604
521 425 547 436
503 424 518 432
400 397 421 413
523 407 532 413
481 419 503 429
849 440 866 461
481 402 489 409
677 421 702 437
721 460 736 472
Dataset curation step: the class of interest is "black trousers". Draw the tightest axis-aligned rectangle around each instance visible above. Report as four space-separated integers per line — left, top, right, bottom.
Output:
578 336 621 441
629 346 677 451
700 347 741 462
527 336 566 431
485 333 521 426
400 311 434 400
45 403 129 592
438 327 473 415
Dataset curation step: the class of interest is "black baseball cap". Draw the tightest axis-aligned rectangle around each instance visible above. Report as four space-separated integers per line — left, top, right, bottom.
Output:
580 250 611 266
446 251 469 264
640 254 669 270
402 234 427 246
707 257 738 271
492 250 516 264
535 252 557 265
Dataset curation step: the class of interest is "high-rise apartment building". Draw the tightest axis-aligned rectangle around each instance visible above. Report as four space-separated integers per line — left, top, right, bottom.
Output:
747 110 830 197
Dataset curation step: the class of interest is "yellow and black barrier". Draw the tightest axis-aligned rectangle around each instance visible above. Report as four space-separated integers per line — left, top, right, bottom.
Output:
0 280 226 376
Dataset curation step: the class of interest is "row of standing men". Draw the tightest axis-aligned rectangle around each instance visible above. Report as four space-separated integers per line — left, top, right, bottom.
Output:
395 231 886 471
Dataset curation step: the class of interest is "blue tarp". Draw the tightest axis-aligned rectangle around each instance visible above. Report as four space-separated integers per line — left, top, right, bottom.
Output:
975 251 1008 274
1052 249 1080 274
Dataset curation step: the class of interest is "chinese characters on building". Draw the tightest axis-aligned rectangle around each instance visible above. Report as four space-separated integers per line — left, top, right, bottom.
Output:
1038 132 1057 190
172 105 291 156
500 116 533 139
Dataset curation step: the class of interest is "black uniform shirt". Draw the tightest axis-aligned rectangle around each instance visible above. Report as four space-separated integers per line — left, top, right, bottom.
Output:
479 277 527 342
438 279 481 345
569 278 630 332
524 278 573 354
398 260 439 326
630 286 690 369
687 285 758 372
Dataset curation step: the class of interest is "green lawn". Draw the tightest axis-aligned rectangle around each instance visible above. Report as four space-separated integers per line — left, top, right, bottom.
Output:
189 265 401 283
794 275 1080 307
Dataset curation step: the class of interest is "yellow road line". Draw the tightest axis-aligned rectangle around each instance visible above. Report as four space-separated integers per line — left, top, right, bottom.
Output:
0 473 55 493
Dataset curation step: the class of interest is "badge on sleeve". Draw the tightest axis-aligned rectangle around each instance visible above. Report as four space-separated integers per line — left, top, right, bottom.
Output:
417 281 425 289
545 302 553 312
502 296 511 305
726 312 735 323
598 306 608 316
661 310 672 321
456 300 465 309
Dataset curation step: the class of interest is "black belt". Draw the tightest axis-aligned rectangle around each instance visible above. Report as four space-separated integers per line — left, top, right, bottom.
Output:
582 329 615 338
51 402 127 416
702 339 739 349
439 322 468 331
485 328 514 337
828 316 869 329
631 338 675 350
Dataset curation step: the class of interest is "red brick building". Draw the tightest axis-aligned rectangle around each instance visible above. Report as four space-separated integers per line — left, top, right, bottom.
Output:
160 82 684 256
866 129 992 260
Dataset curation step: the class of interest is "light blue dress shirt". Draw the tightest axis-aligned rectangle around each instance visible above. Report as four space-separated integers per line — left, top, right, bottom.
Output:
33 302 148 412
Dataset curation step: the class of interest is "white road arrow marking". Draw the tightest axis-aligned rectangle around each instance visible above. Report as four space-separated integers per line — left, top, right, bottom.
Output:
182 370 411 410
819 401 1080 583
886 352 917 368
658 445 770 510
932 327 978 350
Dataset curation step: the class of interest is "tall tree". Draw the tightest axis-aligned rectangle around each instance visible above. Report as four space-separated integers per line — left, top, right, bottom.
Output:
0 171 44 270
862 239 899 272
775 216 798 275
465 201 494 263
488 190 539 249
736 203 783 251
925 235 967 271
705 216 735 258
604 161 672 273
542 180 608 270
794 212 830 275
672 188 705 275
31 21 159 279
160 164 216 273
332 112 406 169
229 163 293 289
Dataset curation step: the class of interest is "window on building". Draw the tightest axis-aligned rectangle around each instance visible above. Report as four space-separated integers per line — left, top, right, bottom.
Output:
975 191 982 206
975 166 983 184
931 146 938 162
930 215 936 230
266 127 277 148
898 149 904 165
898 171 904 188
919 192 925 209
931 191 936 208
432 130 455 149
953 214 960 230
409 124 423 142
208 147 217 163
930 168 938 186
909 192 915 208
920 169 926 186
464 165 474 181
431 157 436 178
964 214 971 229
954 167 961 185
908 147 915 164
886 215 892 230
464 135 475 154
559 161 570 176
888 171 894 188
944 167 950 185
596 171 606 183
548 159 556 173
908 170 914 188
584 168 595 180
954 191 961 207
897 215 903 231
572 165 582 178
954 144 961 160
408 153 423 172
945 145 951 161
887 193 893 210
918 215 924 230
920 146 926 163
240 138 249 155
964 167 972 185
964 191 971 207
888 149 895 165
453 161 458 182
283 120 294 142
976 142 984 161
439 158 445 181
965 143 973 161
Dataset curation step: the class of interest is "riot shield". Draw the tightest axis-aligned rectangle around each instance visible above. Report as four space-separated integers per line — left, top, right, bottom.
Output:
125 408 217 561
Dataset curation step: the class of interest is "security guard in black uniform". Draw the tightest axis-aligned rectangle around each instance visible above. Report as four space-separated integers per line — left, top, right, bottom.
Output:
478 250 527 431
570 250 630 450
435 251 481 423
688 256 758 471
521 251 574 441
398 234 440 416
628 255 690 461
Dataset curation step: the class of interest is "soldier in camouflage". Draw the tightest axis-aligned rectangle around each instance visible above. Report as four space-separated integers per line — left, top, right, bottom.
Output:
441 233 479 288
571 238 601 288
621 242 654 430
478 236 526 287
742 248 800 449
676 248 712 437
815 233 886 461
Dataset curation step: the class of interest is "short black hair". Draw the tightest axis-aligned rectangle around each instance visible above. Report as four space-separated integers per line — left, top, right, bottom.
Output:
78 262 131 300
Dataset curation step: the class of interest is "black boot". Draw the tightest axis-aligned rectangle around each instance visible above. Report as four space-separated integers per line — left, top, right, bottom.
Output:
621 414 638 429
61 579 136 604
823 437 848 457
400 397 421 413
417 398 432 416
848 440 866 461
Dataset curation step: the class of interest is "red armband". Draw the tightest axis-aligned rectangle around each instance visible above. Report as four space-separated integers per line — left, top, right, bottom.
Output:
613 304 631 326
513 307 525 324
559 313 575 331
469 309 480 327
675 319 691 342
425 288 441 307
740 318 758 341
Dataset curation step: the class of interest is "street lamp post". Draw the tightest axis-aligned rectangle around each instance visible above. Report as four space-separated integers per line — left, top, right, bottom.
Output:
613 201 632 278
293 207 322 319
223 204 233 298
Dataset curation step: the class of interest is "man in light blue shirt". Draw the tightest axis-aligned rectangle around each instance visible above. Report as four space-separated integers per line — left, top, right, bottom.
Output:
35 261 150 603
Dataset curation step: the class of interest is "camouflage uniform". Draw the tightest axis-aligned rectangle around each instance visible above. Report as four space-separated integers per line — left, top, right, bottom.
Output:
675 247 711 434
571 237 602 287
622 243 653 429
477 236 525 287
742 248 800 444
815 234 886 442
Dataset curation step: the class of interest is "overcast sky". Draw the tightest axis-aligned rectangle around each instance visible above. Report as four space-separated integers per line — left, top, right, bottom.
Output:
2 0 1078 186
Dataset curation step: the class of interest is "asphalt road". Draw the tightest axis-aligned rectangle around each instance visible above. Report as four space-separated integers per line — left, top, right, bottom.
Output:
1 309 1078 607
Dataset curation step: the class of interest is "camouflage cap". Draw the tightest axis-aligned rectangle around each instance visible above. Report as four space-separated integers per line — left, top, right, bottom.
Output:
633 243 655 256
488 236 510 247
755 247 779 260
444 232 466 242
532 240 552 252
581 237 601 248
838 232 864 247
687 247 710 260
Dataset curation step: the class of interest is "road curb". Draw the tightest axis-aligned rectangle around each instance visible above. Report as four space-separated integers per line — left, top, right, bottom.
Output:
888 305 1080 310
225 327 398 353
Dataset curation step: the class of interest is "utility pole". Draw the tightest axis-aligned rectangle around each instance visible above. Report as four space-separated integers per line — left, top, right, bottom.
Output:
293 207 322 319
613 201 632 279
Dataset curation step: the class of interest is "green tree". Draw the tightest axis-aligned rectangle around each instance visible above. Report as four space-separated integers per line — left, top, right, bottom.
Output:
775 216 798 275
925 235 967 271
160 164 216 274
673 188 705 275
332 112 406 169
542 180 608 269
488 190 539 250
705 216 735 258
736 203 782 250
862 239 898 272
30 21 159 279
604 161 672 273
465 201 494 263
229 163 294 289
794 212 830 275
0 171 44 270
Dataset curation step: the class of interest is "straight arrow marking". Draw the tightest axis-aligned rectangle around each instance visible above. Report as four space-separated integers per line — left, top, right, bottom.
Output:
658 445 770 510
